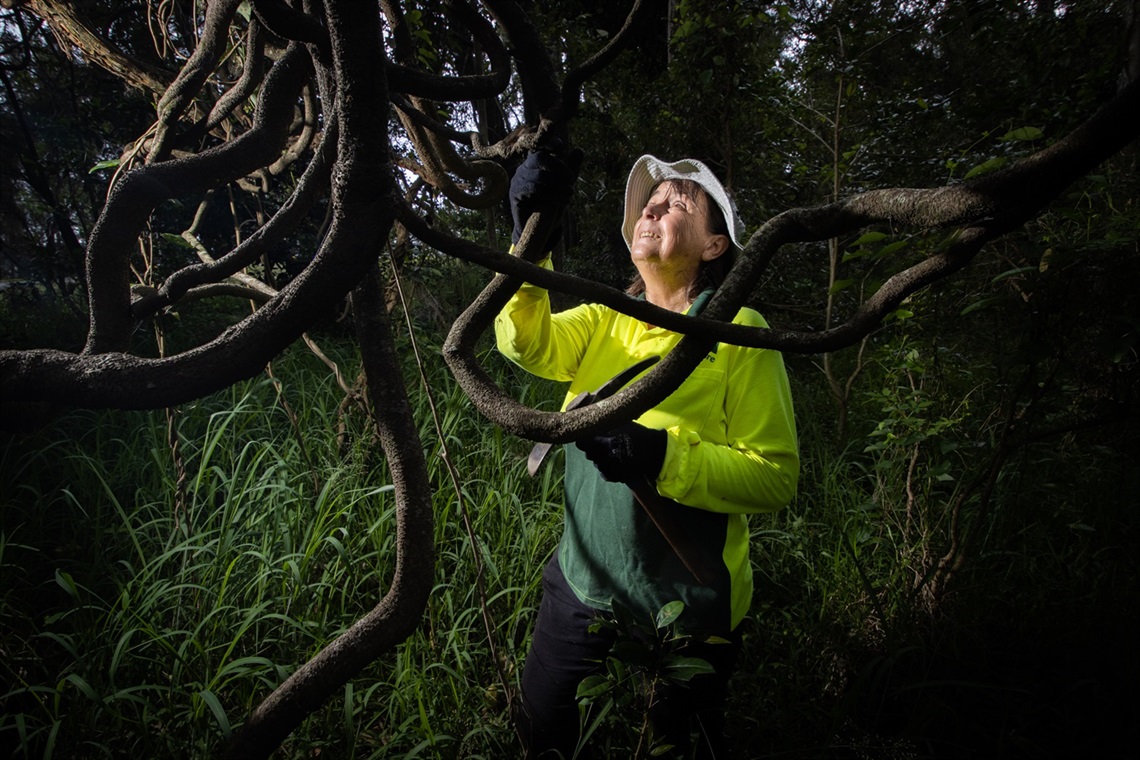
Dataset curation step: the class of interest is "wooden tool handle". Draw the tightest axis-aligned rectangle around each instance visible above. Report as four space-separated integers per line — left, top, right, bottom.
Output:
628 475 718 586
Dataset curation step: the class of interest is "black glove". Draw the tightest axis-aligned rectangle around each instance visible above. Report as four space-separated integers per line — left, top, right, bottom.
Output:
509 148 573 246
576 422 666 484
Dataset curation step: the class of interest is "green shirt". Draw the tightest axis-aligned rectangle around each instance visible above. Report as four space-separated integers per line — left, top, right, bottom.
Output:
495 261 798 631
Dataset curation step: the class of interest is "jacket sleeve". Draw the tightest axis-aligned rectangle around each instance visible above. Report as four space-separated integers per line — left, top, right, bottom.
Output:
494 257 600 382
655 328 799 516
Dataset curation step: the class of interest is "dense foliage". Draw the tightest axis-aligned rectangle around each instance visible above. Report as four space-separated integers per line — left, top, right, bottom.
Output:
2 0 1138 757
3 317 1136 757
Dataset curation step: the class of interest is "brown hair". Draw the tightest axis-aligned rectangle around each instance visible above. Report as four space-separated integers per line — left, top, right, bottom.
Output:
625 179 737 301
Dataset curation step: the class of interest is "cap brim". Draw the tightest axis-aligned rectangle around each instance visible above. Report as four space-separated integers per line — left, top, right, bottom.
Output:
621 155 744 251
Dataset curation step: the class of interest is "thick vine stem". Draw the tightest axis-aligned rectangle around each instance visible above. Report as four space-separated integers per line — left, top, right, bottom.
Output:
221 7 430 748
269 81 320 175
471 128 531 160
479 0 560 122
396 96 508 209
205 18 267 131
557 0 650 120
397 192 978 352
391 93 475 145
434 77 1139 439
453 0 511 72
424 76 1139 353
252 0 330 52
383 0 511 99
1 6 395 414
149 0 245 163
84 44 312 354
224 268 434 758
4 7 1138 418
386 60 511 101
382 0 509 207
134 119 337 319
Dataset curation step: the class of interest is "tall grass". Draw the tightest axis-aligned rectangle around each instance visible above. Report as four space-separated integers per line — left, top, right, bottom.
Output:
0 338 562 758
2 333 1136 758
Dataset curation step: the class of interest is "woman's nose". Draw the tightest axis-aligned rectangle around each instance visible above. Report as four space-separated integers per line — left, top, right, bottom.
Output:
643 200 664 218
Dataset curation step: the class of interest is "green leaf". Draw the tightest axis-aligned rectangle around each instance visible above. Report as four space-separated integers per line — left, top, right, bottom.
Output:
663 655 715 682
610 600 640 635
1096 332 1138 364
879 240 910 257
1000 126 1043 141
344 682 355 734
829 278 855 295
960 296 1005 316
54 569 79 599
160 233 193 249
964 157 1008 180
852 231 888 245
198 689 232 737
886 308 914 322
64 673 97 701
991 266 1036 283
655 600 684 629
934 229 965 250
88 159 120 174
575 674 612 701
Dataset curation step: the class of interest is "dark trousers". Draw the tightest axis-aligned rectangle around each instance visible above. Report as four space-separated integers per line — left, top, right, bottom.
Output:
516 556 741 759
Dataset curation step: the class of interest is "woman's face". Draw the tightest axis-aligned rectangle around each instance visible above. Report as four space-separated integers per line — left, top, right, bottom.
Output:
630 181 727 285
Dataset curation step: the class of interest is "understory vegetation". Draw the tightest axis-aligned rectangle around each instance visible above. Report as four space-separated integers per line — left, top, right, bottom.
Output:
2 296 1136 758
2 2 1138 757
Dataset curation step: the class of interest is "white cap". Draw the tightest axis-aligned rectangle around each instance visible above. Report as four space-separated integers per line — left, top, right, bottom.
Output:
621 155 745 252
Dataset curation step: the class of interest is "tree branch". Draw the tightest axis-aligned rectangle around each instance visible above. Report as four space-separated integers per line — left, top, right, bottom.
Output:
205 17 267 131
1 13 396 417
129 123 331 319
434 77 1140 441
252 0 330 52
150 0 245 162
21 0 172 97
559 0 655 119
84 44 311 353
395 95 508 209
479 0 559 123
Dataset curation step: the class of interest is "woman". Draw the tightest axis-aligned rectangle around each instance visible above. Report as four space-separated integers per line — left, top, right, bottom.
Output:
497 154 799 758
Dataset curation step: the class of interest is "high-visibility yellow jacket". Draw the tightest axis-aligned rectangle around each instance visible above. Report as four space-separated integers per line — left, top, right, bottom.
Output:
495 261 798 632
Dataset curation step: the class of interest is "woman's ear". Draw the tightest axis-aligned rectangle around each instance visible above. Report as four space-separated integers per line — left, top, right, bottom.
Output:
701 234 730 262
